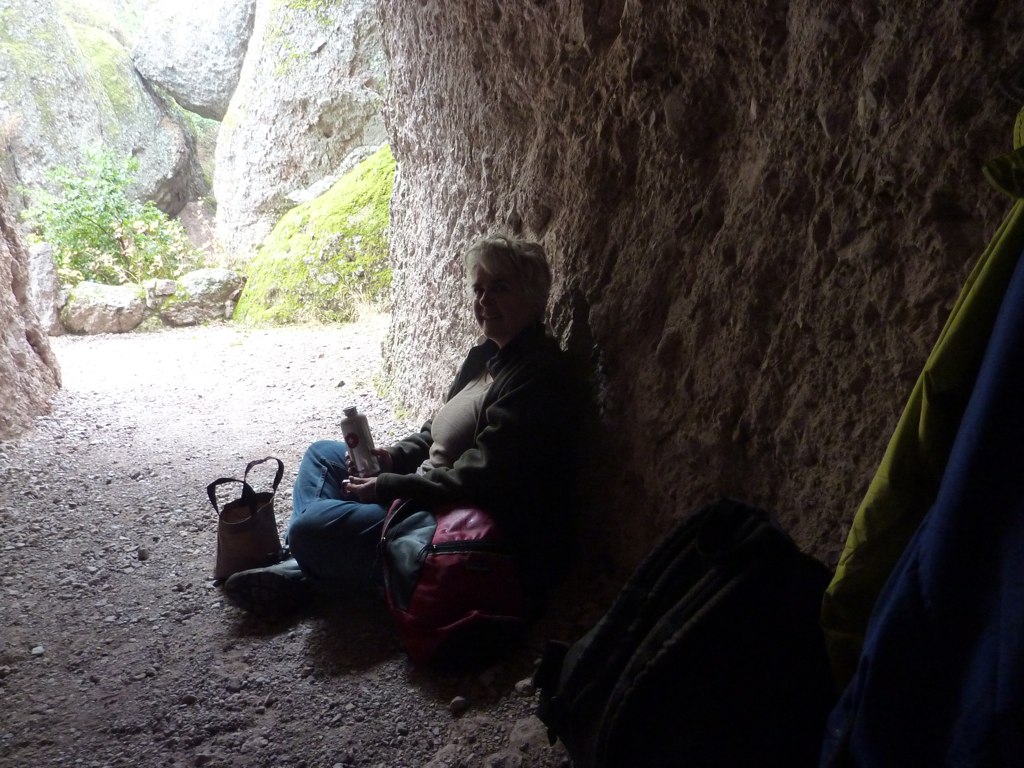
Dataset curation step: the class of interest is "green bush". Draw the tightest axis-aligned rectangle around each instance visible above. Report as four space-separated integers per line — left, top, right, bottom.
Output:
20 149 201 286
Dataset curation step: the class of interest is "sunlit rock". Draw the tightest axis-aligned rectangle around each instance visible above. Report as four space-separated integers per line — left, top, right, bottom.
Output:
0 0 206 220
132 0 256 121
214 0 387 257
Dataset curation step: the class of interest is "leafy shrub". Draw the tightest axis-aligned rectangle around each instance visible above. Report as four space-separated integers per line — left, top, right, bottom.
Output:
21 150 202 286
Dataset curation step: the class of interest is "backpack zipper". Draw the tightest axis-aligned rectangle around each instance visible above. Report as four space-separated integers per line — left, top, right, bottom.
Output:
423 541 511 557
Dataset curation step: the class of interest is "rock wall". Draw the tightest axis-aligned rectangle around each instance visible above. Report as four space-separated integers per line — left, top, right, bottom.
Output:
214 0 387 257
132 0 256 121
0 174 60 439
379 1 1024 572
0 0 205 220
55 0 157 41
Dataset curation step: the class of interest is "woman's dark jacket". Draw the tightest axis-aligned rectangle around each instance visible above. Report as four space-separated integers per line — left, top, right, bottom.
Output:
375 322 583 593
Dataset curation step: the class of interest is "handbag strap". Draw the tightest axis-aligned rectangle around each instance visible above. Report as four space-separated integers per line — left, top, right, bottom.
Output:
206 477 254 514
243 456 284 493
207 458 283 517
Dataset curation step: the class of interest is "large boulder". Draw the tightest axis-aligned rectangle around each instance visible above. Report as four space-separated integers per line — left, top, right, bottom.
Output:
131 0 257 121
0 175 60 439
59 269 243 333
214 0 387 257
0 0 206 221
62 281 146 334
154 267 245 326
377 1 1024 572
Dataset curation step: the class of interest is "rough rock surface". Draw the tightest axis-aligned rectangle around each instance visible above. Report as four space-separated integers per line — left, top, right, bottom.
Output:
178 198 218 254
132 0 257 121
27 243 64 336
61 281 147 334
214 0 387 257
0 176 60 440
0 320 591 767
0 0 206 220
156 267 246 327
379 1 1024 573
59 269 246 334
55 0 158 40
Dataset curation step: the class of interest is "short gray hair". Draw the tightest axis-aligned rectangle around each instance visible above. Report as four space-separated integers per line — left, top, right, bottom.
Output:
464 235 552 320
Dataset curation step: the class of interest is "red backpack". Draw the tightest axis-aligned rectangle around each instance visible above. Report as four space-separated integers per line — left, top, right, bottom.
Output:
380 500 529 664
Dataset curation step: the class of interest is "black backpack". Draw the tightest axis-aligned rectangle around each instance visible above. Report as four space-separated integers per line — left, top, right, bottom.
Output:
534 498 836 768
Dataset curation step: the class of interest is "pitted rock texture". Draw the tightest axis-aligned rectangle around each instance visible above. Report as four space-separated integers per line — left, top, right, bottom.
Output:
0 0 206 219
0 176 60 440
379 1 1024 572
214 0 387 257
132 0 256 121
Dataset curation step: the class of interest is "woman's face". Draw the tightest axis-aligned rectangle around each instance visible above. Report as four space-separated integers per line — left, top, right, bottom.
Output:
471 264 535 348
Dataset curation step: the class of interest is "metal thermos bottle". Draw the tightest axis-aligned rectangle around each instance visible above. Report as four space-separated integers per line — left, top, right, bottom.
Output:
341 405 380 475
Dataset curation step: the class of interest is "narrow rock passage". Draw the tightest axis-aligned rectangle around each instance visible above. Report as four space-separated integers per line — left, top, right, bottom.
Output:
0 318 574 768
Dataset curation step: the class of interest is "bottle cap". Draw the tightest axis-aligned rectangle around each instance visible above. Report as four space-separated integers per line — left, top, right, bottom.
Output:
343 406 358 417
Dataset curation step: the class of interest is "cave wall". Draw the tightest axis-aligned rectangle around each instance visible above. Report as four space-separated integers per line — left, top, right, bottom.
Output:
379 0 1024 572
0 166 61 440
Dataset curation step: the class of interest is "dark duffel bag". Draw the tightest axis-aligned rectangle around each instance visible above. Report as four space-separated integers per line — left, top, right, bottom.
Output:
534 498 837 768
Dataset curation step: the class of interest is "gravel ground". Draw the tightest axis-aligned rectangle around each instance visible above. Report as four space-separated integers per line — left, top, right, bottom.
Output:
0 317 605 768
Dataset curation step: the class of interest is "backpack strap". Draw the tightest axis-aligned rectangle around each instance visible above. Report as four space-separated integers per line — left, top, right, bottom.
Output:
536 499 773 751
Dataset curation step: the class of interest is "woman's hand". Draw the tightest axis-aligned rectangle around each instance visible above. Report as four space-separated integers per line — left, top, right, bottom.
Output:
372 448 393 473
342 475 379 503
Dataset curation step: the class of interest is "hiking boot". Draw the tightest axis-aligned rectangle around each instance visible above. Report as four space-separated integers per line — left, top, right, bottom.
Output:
222 558 309 615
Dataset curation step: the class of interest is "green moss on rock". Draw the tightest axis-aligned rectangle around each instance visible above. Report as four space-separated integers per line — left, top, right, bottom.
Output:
136 315 166 333
0 11 70 130
67 21 137 118
282 0 334 25
284 0 334 12
234 145 395 326
161 285 192 310
266 0 334 76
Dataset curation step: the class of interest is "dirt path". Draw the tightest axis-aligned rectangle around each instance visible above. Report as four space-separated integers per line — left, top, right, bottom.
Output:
0 318 587 768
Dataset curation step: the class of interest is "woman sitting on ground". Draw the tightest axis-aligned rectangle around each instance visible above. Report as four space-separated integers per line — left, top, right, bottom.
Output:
224 234 583 614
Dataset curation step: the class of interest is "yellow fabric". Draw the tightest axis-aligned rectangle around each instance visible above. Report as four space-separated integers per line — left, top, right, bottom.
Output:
983 144 1024 200
821 109 1024 687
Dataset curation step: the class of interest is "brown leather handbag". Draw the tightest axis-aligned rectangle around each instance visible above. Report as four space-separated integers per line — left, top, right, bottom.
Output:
207 457 284 584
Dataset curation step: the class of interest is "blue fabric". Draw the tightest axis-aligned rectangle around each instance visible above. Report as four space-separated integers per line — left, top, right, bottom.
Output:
289 439 386 594
821 247 1024 766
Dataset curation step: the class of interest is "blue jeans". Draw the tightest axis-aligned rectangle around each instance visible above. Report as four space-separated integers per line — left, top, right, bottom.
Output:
289 440 386 594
